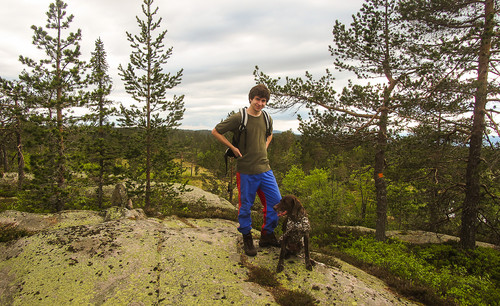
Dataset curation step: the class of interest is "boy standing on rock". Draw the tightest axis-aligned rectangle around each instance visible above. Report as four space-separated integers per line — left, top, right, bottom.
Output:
212 84 282 256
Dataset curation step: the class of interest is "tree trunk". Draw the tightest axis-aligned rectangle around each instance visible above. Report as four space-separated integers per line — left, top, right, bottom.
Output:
460 0 494 249
16 130 25 190
55 17 65 212
428 191 440 233
98 89 104 208
15 98 25 190
373 4 396 241
56 99 65 212
374 83 391 241
145 2 152 211
0 144 7 175
146 120 151 210
374 106 388 241
98 137 104 209
360 186 367 223
145 83 152 210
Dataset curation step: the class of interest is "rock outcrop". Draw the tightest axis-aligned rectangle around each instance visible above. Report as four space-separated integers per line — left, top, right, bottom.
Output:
175 183 237 213
0 207 416 305
110 183 129 208
335 225 499 249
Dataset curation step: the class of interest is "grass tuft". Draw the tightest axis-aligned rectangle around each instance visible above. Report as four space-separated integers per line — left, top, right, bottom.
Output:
275 289 317 306
246 265 280 287
0 223 37 242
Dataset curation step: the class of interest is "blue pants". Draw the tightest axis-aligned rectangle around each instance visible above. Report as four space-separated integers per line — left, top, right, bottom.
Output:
236 170 282 235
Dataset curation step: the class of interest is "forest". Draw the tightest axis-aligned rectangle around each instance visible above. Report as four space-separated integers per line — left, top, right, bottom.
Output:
0 0 499 305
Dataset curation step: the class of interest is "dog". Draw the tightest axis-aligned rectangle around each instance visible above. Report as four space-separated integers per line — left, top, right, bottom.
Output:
273 195 313 272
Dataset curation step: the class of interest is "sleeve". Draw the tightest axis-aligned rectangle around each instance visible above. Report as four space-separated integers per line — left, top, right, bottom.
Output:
214 112 241 135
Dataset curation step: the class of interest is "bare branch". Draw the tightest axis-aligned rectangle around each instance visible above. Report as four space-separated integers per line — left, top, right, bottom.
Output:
485 110 500 136
272 92 380 119
354 108 382 134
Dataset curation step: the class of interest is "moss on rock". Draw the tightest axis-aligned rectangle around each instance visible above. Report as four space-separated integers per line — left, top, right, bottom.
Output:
0 210 417 305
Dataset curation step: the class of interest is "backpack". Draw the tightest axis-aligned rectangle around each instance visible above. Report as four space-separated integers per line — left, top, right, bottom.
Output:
224 107 271 173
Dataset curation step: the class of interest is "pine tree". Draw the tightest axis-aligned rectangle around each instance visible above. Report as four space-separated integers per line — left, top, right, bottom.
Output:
118 0 185 211
0 79 28 189
0 79 28 186
399 0 499 249
18 0 87 211
255 0 425 240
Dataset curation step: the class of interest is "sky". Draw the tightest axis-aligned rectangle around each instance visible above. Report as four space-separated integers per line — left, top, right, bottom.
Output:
0 0 365 133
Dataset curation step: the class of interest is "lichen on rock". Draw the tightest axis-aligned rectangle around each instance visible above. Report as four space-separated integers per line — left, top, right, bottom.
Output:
0 209 417 305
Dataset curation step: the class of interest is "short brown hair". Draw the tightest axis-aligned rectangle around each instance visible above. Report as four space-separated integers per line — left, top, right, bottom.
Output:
248 84 270 102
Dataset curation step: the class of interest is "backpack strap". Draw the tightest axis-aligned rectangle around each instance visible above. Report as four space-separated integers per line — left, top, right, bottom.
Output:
262 109 271 137
239 107 248 131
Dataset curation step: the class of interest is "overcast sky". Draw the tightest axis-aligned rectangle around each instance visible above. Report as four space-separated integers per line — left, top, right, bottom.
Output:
0 0 365 132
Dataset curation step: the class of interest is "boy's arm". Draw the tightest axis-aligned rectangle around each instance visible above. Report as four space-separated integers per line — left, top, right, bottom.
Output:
212 128 242 158
266 133 273 149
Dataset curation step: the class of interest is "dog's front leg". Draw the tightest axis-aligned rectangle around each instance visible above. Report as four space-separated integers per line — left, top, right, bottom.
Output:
304 234 313 271
277 237 288 273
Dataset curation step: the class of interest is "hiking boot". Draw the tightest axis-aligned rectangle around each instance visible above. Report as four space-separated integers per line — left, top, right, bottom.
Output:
259 232 280 248
242 233 257 256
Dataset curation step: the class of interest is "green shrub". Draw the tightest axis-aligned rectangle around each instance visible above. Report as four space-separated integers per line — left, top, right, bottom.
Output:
281 166 357 225
339 236 498 305
412 242 500 287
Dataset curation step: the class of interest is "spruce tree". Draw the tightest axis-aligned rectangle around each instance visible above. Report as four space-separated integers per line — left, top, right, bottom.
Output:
118 0 185 211
82 38 117 208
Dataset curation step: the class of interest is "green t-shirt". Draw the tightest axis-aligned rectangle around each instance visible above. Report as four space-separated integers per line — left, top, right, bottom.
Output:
215 111 273 174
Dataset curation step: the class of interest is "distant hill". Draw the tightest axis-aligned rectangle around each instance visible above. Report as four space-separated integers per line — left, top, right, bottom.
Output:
177 129 497 143
180 129 299 135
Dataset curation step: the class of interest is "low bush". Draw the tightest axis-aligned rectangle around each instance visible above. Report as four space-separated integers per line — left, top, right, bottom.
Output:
312 227 499 306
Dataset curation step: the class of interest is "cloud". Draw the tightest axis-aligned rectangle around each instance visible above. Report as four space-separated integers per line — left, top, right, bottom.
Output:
0 0 365 132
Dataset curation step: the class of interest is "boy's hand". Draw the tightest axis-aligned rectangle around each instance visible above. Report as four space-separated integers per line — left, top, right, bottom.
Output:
232 148 242 158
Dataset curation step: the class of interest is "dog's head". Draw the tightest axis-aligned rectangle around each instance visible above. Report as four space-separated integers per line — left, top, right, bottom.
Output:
273 195 306 222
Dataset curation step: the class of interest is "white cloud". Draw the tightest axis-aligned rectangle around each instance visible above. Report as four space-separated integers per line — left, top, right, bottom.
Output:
0 0 365 132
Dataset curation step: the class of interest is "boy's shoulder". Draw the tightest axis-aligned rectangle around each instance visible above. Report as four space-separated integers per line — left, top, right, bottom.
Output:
239 107 271 136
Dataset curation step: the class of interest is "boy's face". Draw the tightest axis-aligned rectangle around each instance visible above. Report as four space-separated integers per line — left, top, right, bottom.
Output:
249 96 267 113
